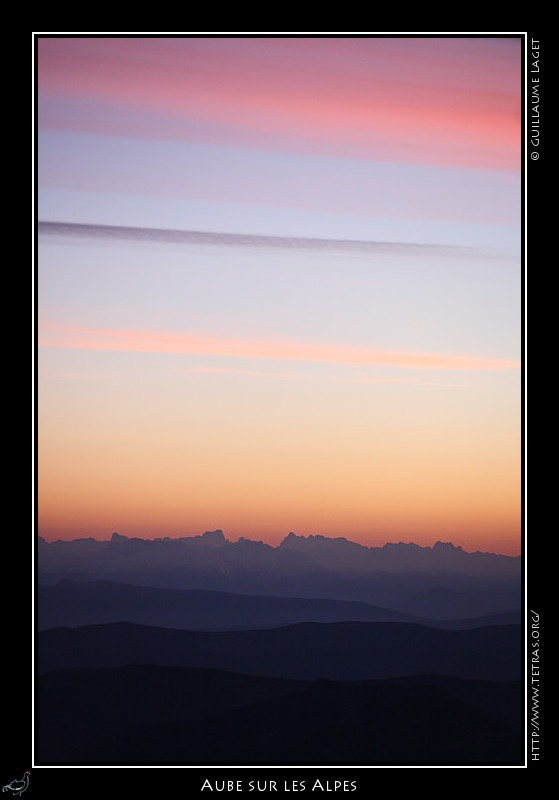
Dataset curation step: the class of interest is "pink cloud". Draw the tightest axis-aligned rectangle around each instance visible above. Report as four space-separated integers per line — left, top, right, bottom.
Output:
37 37 521 170
39 324 521 372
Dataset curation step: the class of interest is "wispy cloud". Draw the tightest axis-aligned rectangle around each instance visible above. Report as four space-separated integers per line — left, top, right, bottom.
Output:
176 367 303 379
37 220 500 259
39 324 520 373
339 377 469 387
53 372 108 380
176 368 465 386
38 37 521 170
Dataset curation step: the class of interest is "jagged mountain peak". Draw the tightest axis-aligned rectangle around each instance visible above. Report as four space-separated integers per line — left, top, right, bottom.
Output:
381 541 422 551
432 541 463 552
199 530 227 546
280 532 358 549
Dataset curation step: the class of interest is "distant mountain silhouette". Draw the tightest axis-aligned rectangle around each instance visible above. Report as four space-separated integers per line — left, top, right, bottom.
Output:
38 620 522 682
36 664 523 765
37 579 521 632
38 531 520 619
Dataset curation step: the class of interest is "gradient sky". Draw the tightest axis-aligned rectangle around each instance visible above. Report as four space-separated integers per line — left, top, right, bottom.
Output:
36 36 522 554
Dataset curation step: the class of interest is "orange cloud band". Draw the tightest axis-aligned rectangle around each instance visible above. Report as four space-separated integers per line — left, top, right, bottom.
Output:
39 325 520 372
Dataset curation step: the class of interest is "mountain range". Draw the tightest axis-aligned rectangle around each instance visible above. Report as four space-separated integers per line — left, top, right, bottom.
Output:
35 530 524 766
38 531 520 619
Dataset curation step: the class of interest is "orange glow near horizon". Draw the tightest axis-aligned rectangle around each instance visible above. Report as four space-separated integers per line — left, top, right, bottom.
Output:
37 522 521 558
38 376 521 556
37 37 522 560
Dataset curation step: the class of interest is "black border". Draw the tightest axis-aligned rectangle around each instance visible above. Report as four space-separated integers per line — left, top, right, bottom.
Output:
26 33 531 797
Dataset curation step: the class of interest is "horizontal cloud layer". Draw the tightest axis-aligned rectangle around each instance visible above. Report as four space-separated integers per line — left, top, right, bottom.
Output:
37 220 508 259
39 323 520 372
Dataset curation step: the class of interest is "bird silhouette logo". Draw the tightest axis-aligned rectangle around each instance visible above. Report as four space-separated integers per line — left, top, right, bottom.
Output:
2 773 30 796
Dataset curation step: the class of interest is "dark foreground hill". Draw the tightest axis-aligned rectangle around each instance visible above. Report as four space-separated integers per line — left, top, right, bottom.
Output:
36 664 523 765
37 579 521 632
38 620 522 682
36 665 306 763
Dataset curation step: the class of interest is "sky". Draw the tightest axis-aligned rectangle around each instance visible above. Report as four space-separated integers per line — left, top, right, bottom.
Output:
36 36 523 555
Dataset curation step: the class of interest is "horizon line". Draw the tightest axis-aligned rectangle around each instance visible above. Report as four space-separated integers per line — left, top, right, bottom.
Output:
37 529 520 558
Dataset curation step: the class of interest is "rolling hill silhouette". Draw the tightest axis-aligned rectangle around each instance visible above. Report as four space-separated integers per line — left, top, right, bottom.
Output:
38 620 521 682
36 664 523 765
37 579 520 632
